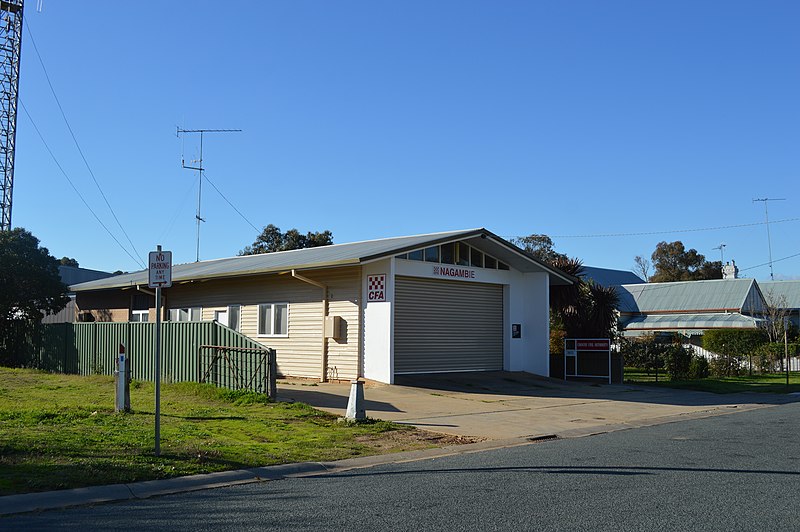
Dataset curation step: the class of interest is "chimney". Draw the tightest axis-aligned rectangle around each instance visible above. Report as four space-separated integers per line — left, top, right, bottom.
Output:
722 260 739 279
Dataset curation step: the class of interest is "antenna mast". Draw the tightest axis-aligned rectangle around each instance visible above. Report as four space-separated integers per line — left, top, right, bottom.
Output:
176 127 241 262
712 243 726 264
752 197 786 281
0 0 23 231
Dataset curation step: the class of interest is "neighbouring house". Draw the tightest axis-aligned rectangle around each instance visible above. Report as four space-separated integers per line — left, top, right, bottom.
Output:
759 280 800 329
581 266 644 288
616 278 766 344
41 265 115 324
70 229 574 384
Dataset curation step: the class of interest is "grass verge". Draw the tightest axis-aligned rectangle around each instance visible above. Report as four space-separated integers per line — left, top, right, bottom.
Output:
625 367 800 394
0 367 467 496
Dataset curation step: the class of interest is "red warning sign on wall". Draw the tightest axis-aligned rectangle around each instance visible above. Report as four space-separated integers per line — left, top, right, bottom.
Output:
367 274 386 302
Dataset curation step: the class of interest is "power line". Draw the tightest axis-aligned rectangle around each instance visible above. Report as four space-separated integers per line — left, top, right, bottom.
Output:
157 176 197 243
176 127 242 262
752 197 786 281
504 217 800 240
739 251 800 273
202 171 260 233
24 20 143 262
20 102 146 269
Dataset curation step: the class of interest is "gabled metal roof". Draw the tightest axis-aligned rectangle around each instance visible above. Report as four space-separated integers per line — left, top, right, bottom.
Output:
758 280 800 310
58 265 114 287
616 278 763 314
71 228 574 292
581 266 645 288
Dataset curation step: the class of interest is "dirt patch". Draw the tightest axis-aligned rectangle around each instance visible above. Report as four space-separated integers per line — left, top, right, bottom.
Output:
356 428 482 452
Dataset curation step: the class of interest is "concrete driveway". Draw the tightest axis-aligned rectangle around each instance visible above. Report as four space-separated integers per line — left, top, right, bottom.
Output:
277 371 798 440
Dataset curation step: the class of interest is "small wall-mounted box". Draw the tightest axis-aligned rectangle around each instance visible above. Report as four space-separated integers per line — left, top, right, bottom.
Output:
324 315 343 339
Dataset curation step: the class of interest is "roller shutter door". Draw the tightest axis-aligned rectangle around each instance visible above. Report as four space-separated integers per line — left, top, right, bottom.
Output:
394 276 503 374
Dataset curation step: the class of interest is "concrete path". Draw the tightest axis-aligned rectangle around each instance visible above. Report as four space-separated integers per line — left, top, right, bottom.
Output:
278 371 798 440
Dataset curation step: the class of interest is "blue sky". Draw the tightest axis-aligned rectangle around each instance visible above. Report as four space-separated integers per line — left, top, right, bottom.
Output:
12 1 800 280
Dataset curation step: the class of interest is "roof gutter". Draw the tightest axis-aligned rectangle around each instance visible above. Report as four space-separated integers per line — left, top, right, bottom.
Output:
291 270 329 383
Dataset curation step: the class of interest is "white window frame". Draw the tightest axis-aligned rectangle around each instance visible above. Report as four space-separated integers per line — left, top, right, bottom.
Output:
258 302 289 337
130 309 149 323
169 307 202 322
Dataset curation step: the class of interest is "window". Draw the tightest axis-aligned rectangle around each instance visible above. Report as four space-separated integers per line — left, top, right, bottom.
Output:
440 242 455 264
424 246 439 262
395 240 505 272
228 305 240 332
169 307 201 322
131 310 149 322
407 249 423 261
258 303 288 336
457 242 470 266
470 248 484 268
213 306 240 330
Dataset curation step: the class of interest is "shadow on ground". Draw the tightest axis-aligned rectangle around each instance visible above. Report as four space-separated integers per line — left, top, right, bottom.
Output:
392 371 800 408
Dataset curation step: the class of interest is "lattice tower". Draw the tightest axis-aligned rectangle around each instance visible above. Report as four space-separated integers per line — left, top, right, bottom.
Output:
0 0 23 231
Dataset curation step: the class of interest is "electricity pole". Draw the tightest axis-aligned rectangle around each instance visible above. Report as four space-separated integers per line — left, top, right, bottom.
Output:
752 198 786 281
176 127 241 262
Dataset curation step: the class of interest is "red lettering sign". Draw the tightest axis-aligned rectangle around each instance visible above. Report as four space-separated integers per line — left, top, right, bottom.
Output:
432 265 476 279
576 339 610 351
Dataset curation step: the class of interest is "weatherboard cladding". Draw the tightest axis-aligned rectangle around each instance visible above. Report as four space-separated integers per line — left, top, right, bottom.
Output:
166 267 361 380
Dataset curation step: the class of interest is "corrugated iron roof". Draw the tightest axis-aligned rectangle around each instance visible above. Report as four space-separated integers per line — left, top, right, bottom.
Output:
759 280 800 309
581 266 645 287
71 228 575 292
617 279 760 313
621 312 763 330
58 265 114 287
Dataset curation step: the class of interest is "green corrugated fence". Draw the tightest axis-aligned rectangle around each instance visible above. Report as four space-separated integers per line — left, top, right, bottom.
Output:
17 321 276 396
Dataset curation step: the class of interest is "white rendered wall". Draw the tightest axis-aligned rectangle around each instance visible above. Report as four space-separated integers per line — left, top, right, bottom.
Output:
362 258 395 383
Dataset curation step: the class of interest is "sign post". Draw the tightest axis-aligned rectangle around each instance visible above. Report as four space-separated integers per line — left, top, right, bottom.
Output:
149 246 172 456
564 338 612 384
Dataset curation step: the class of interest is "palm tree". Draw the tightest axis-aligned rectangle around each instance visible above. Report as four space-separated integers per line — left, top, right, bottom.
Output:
548 257 620 340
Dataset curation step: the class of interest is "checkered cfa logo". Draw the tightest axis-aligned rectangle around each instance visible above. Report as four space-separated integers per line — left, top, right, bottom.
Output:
367 274 386 302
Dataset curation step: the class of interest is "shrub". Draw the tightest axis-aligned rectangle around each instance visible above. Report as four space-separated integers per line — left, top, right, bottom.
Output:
663 344 692 380
708 353 742 377
703 329 768 377
688 356 710 379
549 323 566 355
755 342 800 373
702 329 767 358
620 335 694 380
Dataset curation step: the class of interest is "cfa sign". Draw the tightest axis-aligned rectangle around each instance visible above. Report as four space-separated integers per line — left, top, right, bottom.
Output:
367 274 386 302
148 250 172 288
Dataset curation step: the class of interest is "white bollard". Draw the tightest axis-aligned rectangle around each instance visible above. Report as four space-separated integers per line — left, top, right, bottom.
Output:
115 344 130 413
345 379 366 420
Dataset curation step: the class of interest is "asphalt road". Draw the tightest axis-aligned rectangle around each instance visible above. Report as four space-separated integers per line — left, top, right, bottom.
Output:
5 402 800 531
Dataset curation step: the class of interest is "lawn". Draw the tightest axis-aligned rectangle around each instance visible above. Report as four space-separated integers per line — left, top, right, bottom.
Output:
625 367 800 394
0 367 455 496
